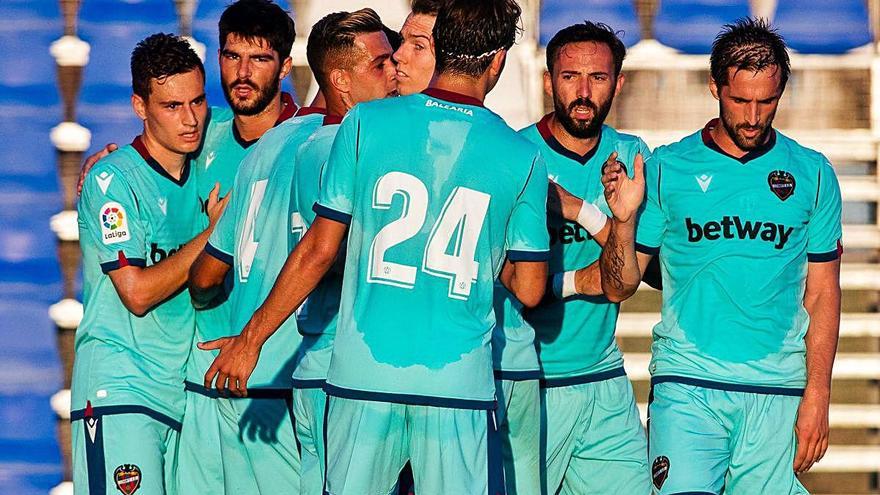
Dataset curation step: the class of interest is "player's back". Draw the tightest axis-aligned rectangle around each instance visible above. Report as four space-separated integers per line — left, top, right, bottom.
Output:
320 89 549 408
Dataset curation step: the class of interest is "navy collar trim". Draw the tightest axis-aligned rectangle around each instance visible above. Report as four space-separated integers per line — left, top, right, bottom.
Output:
701 118 776 164
536 113 601 165
421 87 485 108
131 136 191 187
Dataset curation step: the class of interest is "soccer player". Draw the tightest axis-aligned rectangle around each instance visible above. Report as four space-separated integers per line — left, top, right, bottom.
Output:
200 0 559 492
616 18 842 494
393 0 440 95
71 34 226 494
517 22 652 494
191 9 397 494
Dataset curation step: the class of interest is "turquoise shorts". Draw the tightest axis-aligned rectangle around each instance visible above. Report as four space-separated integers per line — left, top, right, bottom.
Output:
324 396 504 495
293 386 327 495
176 387 223 494
495 378 541 495
542 373 650 494
649 380 807 495
71 405 180 495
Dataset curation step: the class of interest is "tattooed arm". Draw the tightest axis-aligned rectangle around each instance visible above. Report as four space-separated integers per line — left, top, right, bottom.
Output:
599 153 645 302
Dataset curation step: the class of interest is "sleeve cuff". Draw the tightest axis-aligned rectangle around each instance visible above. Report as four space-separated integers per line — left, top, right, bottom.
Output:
100 251 146 273
507 249 550 262
807 249 840 263
635 242 660 255
313 202 352 225
205 242 234 266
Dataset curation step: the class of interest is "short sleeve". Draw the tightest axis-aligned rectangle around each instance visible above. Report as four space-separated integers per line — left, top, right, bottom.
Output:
206 200 235 266
806 159 843 262
314 109 359 224
635 153 666 255
78 165 147 273
505 154 550 261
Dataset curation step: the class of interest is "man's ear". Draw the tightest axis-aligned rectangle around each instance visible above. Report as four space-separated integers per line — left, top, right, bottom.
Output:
490 49 507 78
613 72 625 98
329 67 351 95
279 55 293 80
543 70 553 100
132 93 147 121
709 77 721 101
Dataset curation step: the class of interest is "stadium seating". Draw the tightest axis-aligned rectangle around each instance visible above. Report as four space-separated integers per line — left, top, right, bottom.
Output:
539 0 641 47
774 0 873 54
0 1 60 87
653 0 751 54
192 0 228 104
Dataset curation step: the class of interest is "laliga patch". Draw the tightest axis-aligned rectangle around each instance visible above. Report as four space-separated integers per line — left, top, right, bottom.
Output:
113 464 141 495
652 456 670 489
100 202 130 245
768 170 795 201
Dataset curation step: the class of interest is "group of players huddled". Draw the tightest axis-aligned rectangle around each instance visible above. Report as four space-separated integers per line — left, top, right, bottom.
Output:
70 0 843 493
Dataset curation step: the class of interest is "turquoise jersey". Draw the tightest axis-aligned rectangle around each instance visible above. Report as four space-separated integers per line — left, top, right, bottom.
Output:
317 89 550 409
73 137 200 421
289 116 344 387
636 120 842 391
205 108 324 388
521 116 650 382
191 94 298 347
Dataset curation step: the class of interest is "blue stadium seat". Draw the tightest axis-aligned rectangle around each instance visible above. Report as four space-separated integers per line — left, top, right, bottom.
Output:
79 84 142 157
775 0 872 54
79 0 178 88
0 86 59 180
539 0 641 47
654 0 750 54
0 1 60 87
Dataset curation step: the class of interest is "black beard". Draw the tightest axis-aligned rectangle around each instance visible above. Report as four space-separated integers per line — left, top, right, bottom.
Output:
222 72 281 116
719 103 775 151
553 95 613 139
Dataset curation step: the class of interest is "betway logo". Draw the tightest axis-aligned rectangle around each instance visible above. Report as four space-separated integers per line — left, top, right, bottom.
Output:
425 99 474 116
686 216 793 250
150 242 186 264
549 222 592 246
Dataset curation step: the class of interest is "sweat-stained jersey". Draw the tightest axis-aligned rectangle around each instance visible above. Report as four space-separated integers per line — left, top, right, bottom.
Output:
636 120 842 391
73 137 200 422
520 116 650 383
316 89 550 409
289 116 344 387
204 107 324 388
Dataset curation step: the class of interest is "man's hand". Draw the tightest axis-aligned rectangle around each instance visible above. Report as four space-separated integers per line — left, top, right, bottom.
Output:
601 152 645 223
205 182 230 228
547 180 584 222
793 388 830 474
76 143 118 196
199 331 264 397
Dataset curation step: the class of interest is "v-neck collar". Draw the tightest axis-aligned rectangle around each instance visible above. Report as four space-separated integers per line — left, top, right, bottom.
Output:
536 113 602 165
231 91 299 149
701 118 776 164
132 136 191 187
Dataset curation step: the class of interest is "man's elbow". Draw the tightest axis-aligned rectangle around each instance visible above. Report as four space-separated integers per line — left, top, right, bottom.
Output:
515 285 545 309
602 283 638 303
119 292 152 317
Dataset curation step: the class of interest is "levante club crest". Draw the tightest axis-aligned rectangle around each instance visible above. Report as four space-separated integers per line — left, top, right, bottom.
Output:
768 170 796 201
114 464 141 495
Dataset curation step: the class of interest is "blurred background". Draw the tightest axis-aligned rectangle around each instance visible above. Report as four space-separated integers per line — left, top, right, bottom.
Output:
0 1 877 494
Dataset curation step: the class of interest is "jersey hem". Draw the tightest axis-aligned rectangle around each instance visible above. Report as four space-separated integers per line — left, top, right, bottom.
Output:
493 369 542 381
540 366 626 388
324 383 496 410
651 375 804 397
69 404 182 431
184 380 292 399
292 378 326 389
204 242 233 266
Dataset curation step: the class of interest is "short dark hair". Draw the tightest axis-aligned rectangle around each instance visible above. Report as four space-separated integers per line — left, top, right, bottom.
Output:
710 17 790 89
384 25 402 52
546 21 626 77
307 9 385 88
411 0 443 16
218 0 296 60
131 33 204 99
433 0 521 77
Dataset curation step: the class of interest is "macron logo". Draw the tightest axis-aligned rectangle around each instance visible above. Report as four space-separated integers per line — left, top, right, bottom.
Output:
695 174 712 193
96 172 114 194
206 151 216 169
425 99 473 116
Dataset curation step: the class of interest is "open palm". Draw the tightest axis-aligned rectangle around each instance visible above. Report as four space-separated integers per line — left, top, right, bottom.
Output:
602 152 645 223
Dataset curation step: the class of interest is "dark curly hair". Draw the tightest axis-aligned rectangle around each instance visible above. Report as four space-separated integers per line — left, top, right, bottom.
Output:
307 9 385 89
219 0 296 60
131 33 204 100
411 0 443 16
546 21 626 77
433 0 521 77
711 17 790 89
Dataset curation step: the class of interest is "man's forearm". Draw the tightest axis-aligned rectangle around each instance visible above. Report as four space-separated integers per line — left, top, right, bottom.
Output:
803 285 841 394
599 219 640 302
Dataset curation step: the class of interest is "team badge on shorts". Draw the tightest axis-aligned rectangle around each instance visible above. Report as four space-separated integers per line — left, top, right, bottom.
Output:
768 170 796 201
113 464 141 495
652 456 670 490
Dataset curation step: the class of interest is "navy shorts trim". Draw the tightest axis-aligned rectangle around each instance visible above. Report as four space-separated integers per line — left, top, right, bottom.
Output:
635 243 660 255
70 404 182 431
651 375 804 397
292 378 326 390
100 257 146 273
323 383 497 410
487 410 506 494
83 412 107 494
541 366 626 388
184 380 292 399
205 242 233 265
493 369 542 381
807 249 840 262
313 202 352 225
507 249 550 262
669 492 718 495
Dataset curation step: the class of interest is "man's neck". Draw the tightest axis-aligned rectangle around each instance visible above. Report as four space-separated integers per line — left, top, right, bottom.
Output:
548 113 599 156
234 92 285 141
709 120 770 159
432 73 488 103
141 133 187 179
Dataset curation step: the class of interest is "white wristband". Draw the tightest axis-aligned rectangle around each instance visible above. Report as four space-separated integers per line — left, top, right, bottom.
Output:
576 202 608 237
552 271 578 299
